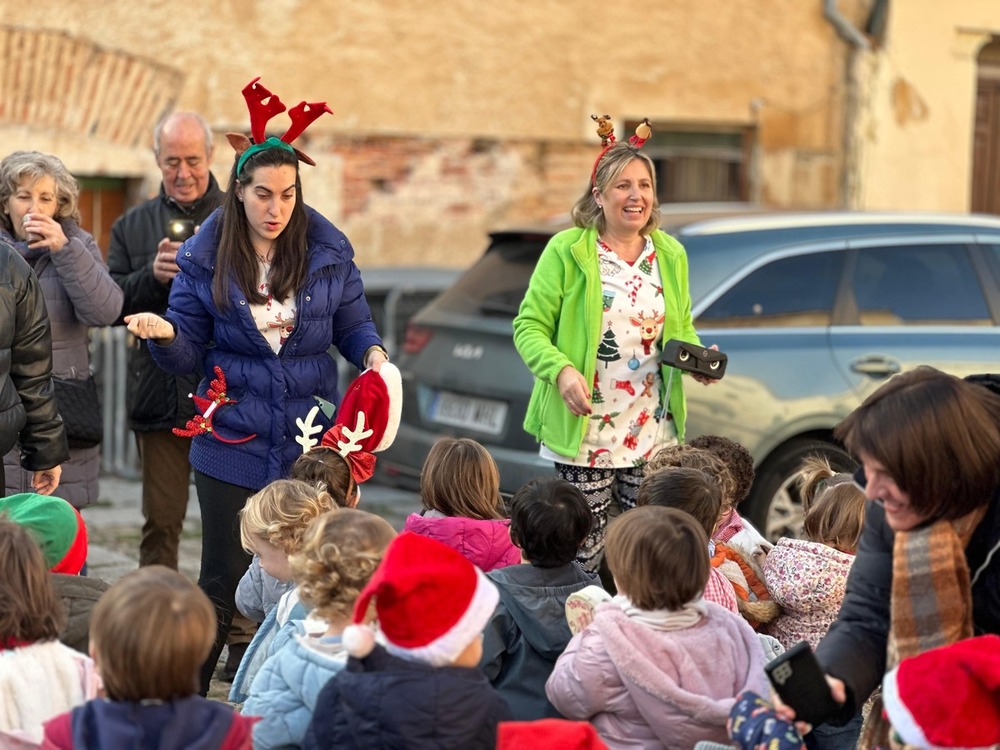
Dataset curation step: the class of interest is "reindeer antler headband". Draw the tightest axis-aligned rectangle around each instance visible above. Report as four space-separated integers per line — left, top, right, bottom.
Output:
227 77 333 175
590 115 653 185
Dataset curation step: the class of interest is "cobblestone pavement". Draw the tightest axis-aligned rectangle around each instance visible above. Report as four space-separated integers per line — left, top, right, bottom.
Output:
84 473 421 703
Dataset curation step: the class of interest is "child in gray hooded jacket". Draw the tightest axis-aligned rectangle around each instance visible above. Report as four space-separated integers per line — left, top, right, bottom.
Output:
479 477 599 719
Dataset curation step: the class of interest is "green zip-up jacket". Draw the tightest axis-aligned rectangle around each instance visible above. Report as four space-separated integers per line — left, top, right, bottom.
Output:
513 226 700 459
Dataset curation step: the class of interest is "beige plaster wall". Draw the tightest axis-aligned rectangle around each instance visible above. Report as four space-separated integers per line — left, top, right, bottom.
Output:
0 1 863 265
854 1 1000 211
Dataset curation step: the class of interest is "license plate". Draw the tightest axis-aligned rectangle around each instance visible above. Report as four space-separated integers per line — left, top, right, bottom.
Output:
429 391 508 435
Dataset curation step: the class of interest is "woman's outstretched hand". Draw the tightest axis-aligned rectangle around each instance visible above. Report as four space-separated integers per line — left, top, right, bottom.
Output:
771 674 847 736
125 313 176 343
557 365 592 416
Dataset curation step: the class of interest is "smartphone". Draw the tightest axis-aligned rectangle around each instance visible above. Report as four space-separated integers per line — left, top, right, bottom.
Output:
166 218 195 243
764 641 840 727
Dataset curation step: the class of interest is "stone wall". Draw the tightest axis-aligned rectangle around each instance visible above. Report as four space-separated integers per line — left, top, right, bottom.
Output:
0 1 872 266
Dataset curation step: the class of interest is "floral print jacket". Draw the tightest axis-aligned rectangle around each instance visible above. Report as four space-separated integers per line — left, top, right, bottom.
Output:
762 537 854 650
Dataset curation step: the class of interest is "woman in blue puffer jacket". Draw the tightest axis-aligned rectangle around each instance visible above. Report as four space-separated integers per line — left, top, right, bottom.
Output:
126 118 387 694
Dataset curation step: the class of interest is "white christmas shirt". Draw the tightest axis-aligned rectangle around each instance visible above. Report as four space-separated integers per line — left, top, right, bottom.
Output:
250 262 297 354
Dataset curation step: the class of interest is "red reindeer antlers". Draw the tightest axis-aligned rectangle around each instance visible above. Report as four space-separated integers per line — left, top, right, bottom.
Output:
242 77 333 146
231 77 334 169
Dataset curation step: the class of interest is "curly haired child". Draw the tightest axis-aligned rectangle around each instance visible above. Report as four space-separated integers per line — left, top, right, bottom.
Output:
0 518 99 745
480 477 599 719
230 479 336 703
404 437 520 572
763 455 866 750
546 507 768 749
648 442 778 628
243 509 396 749
43 566 254 749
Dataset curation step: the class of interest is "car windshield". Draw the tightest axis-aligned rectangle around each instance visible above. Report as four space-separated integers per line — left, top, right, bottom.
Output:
432 236 547 318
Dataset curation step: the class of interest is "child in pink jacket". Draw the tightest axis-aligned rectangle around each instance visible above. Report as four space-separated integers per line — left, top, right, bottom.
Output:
546 506 768 750
763 456 866 651
404 437 519 572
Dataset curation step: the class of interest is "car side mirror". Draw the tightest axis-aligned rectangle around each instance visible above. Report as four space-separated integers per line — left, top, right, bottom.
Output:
661 339 728 380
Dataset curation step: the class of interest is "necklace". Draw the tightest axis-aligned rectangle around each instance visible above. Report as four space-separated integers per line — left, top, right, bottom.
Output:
255 251 272 265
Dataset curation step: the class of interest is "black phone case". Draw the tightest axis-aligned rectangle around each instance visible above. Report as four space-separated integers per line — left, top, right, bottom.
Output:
764 641 840 727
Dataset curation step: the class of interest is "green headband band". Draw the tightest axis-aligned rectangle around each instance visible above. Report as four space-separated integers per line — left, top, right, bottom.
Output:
237 136 296 176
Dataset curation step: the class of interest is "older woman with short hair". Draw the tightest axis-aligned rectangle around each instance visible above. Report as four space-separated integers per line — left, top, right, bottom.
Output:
0 150 123 508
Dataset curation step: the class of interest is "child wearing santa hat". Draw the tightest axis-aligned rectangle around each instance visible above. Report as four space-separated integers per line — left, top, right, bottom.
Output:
303 531 513 750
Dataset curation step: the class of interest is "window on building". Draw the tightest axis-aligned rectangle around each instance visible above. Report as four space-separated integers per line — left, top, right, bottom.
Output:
628 122 753 204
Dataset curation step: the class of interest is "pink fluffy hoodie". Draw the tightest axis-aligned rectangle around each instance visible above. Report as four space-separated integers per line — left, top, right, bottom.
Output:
403 514 520 572
546 601 768 750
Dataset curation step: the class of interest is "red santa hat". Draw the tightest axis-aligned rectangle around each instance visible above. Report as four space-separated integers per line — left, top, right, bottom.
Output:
341 531 499 667
497 720 609 750
320 362 402 483
882 634 1000 749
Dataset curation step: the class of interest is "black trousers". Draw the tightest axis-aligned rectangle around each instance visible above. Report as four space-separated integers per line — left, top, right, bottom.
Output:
194 470 254 695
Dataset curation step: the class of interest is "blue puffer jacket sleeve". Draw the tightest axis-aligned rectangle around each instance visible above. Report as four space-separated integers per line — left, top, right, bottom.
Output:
242 627 348 750
236 556 295 623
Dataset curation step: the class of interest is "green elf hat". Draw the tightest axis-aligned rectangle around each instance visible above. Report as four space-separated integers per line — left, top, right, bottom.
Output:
0 493 88 574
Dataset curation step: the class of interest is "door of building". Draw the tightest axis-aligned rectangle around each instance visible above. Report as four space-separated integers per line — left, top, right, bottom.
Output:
77 177 127 260
972 41 1000 215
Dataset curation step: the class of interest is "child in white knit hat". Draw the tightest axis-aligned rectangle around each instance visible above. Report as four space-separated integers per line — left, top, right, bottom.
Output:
303 531 513 750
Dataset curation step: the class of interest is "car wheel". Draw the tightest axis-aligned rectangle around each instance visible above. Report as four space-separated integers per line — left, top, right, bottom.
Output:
744 438 856 542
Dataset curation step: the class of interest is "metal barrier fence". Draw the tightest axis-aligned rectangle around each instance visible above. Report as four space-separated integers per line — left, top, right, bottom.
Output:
93 326 140 478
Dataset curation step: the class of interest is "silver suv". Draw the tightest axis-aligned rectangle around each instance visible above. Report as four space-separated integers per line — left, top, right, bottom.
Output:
376 210 1000 539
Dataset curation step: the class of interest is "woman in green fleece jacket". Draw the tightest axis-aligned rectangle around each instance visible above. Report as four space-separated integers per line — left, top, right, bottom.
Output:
513 137 715 573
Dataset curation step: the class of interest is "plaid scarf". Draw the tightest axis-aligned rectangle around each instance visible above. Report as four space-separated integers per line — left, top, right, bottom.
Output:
860 504 987 750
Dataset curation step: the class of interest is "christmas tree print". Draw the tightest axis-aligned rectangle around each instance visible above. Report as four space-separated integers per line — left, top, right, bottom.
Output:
597 324 621 368
638 251 655 275
591 388 604 405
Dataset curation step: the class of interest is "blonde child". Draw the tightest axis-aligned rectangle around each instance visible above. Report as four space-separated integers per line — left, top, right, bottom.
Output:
243 509 396 749
230 479 336 703
404 437 520 571
647 442 778 628
43 566 254 749
546 506 768 750
0 518 99 746
763 456 865 750
304 532 513 748
637 467 739 613
235 479 337 624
